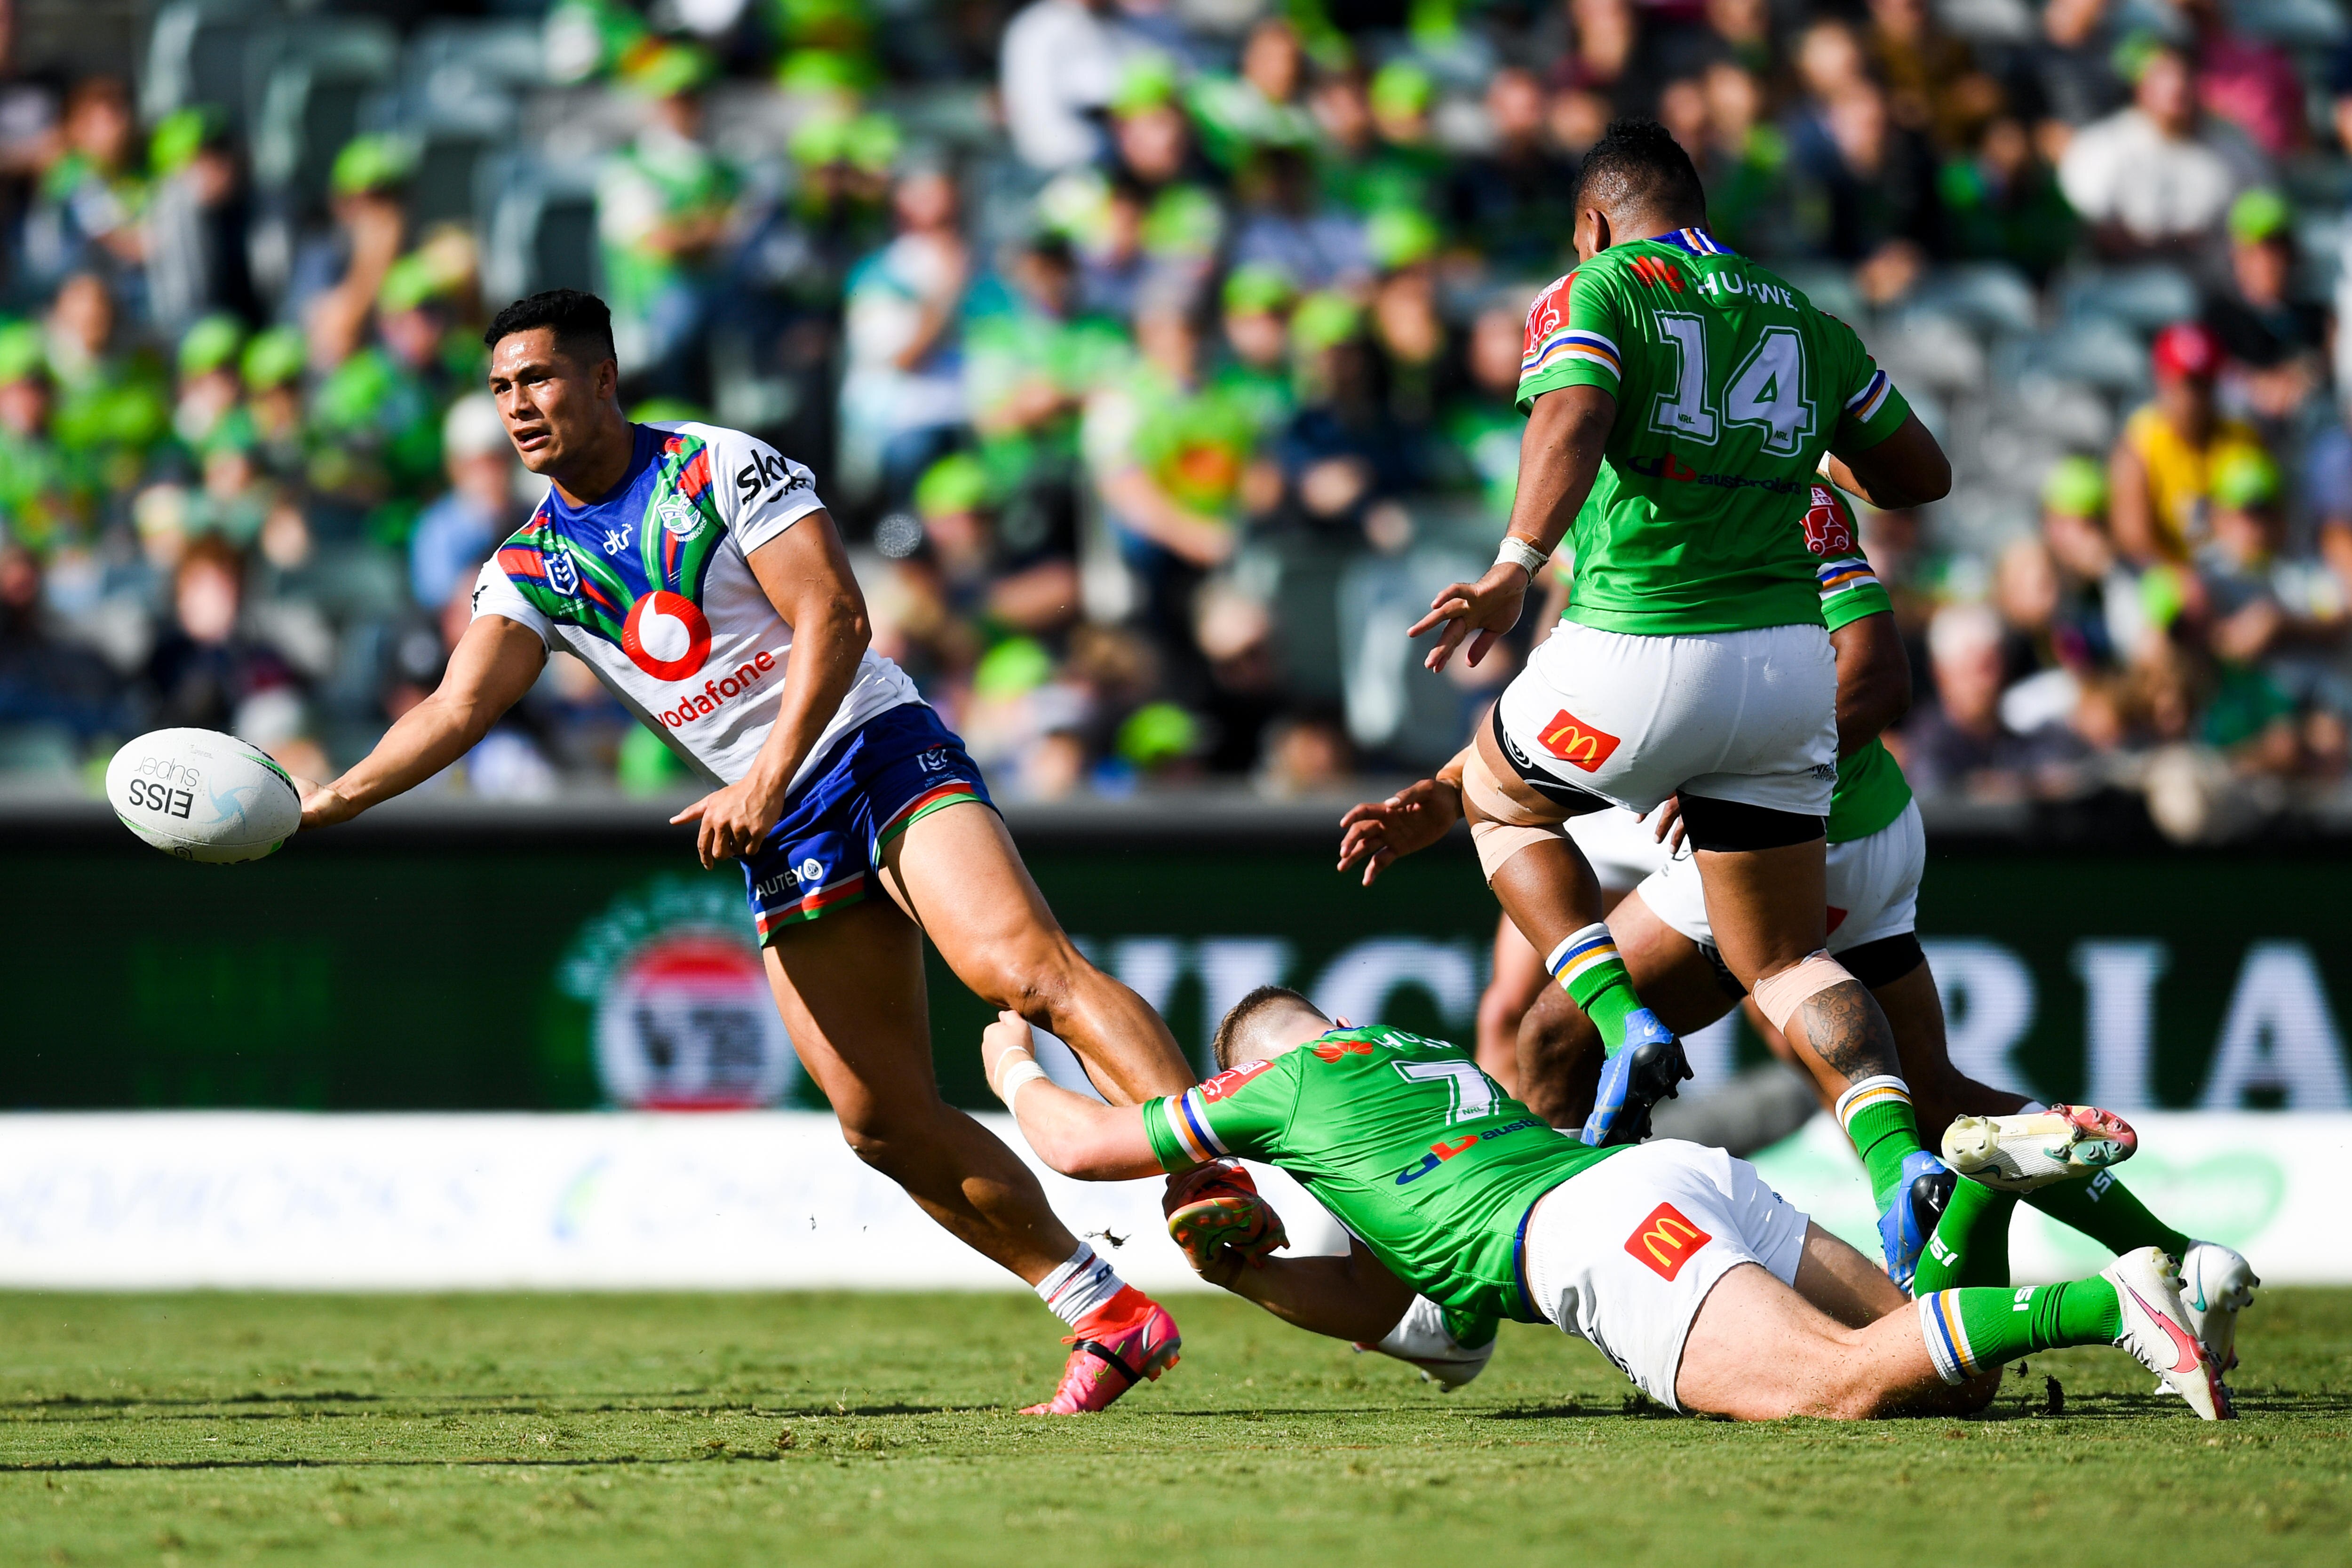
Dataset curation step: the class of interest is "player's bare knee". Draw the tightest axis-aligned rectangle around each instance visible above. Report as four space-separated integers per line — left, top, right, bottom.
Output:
967 934 1080 1023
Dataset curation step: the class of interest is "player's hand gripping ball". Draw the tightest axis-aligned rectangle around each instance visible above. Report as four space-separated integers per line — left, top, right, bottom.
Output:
1163 1162 1289 1280
106 728 301 863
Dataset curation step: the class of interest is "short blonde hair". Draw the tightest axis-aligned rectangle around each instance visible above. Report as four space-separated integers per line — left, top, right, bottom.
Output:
1211 985 1326 1069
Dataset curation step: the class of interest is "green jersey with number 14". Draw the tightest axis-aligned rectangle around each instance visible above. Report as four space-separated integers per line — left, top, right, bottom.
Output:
1143 1026 1623 1340
1517 228 1913 637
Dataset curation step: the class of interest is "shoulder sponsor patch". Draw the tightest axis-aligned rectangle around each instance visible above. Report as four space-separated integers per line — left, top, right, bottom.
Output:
1200 1059 1275 1101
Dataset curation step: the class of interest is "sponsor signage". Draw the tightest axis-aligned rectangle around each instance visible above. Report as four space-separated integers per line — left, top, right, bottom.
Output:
3 812 2351 1118
0 1111 2337 1290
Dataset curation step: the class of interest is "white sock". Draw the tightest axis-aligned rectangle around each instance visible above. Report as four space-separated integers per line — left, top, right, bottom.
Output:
1035 1244 1127 1327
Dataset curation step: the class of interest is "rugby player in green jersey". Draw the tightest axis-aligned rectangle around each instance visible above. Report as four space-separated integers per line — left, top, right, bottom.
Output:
1403 119 1958 1286
1346 484 2258 1393
979 991 2232 1420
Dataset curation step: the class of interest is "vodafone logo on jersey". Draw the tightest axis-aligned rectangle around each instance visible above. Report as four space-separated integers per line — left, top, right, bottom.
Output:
623 591 713 681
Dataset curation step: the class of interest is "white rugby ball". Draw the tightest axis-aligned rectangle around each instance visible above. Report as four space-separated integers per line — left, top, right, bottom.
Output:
106 728 302 864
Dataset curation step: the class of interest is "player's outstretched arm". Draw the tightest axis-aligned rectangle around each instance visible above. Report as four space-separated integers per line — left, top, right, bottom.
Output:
1336 753 1467 886
672 508 870 868
1825 411 1950 511
982 1012 1164 1181
1195 1234 1416 1345
297 613 548 829
1410 384 1615 673
1829 609 1911 756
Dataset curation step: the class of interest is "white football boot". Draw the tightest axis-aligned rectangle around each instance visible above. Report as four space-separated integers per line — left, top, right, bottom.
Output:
2104 1246 2233 1421
2178 1240 2259 1373
1356 1295 1495 1391
1941 1105 2137 1193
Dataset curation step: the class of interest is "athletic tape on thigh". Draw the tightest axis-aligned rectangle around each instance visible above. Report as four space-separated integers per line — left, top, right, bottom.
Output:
1461 745 1572 882
1749 949 1852 1032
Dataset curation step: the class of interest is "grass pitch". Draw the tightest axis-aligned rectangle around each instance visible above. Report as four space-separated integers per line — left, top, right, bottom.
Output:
0 1289 2346 1566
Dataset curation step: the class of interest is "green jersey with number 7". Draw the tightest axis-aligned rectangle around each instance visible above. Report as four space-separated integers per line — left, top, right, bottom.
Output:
1516 228 1914 637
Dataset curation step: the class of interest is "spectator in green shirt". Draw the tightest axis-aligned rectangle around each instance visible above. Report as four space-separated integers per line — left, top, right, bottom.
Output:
596 42 739 398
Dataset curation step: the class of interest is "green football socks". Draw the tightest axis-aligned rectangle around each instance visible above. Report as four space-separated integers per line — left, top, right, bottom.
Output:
2022 1167 2192 1259
1913 1177 2018 1294
1547 924 1645 1057
1916 1279 2122 1383
1834 1075 1931 1210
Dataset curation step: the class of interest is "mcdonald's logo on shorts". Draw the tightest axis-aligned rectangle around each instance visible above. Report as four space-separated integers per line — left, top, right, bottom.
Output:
1624 1202 1712 1281
1536 709 1622 772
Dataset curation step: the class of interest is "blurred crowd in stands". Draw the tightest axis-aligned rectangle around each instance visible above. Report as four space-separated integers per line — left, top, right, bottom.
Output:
6 0 2352 834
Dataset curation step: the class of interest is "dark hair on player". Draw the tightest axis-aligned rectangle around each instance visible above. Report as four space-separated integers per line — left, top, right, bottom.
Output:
1212 984 1329 1069
1574 118 1707 227
484 288 617 367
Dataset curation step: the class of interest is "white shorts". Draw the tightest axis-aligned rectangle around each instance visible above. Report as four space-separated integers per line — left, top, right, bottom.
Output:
1567 806 1675 894
1637 797 1924 956
1522 1139 1810 1411
1497 621 1837 819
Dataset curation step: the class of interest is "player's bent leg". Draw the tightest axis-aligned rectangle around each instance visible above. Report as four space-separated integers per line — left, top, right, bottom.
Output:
1695 828 1949 1286
1791 1220 1907 1329
1859 942 2030 1133
880 799 1193 1104
1863 940 2228 1346
1674 1260 1998 1419
1516 892 1737 1129
764 897 1183 1414
1477 913 1549 1095
762 897 1080 1285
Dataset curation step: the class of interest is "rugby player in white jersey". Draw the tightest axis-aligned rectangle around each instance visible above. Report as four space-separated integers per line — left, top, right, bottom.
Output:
290 289 1217 1413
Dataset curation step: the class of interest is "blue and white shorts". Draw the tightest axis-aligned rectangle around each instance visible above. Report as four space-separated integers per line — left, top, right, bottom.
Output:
739 702 993 941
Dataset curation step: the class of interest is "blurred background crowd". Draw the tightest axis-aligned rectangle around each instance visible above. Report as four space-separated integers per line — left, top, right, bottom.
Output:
6 0 2352 836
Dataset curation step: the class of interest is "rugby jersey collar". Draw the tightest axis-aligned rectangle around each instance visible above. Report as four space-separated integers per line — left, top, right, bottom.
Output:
1648 227 1734 257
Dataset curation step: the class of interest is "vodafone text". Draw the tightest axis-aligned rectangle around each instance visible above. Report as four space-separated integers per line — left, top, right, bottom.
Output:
654 649 778 730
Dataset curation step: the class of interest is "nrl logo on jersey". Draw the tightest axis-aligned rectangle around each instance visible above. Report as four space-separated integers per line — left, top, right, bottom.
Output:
545 546 581 597
656 494 705 541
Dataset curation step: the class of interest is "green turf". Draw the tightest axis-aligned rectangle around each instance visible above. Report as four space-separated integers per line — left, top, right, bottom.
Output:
0 1289 2346 1566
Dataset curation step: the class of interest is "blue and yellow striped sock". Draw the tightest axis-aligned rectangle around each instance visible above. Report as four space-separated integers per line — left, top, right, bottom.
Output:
1836 1075 1931 1210
1548 923 1644 1058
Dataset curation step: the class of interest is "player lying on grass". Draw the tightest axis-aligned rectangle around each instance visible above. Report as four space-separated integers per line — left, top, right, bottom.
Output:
1343 486 2260 1378
1404 120 1960 1289
286 287 1238 1413
980 987 2233 1421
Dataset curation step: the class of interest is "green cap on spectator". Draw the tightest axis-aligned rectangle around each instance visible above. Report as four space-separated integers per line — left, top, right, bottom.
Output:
1112 53 1179 116
1291 290 1362 353
915 453 990 519
627 40 716 99
149 106 222 178
331 135 416 198
778 47 876 98
2138 562 2187 630
0 320 46 384
177 314 245 378
240 326 306 391
1370 60 1434 120
378 253 450 316
1366 207 1440 271
974 637 1055 700
1117 701 1198 766
2210 448 2280 510
2111 31 2168 85
1222 263 1296 316
2041 454 2107 517
788 107 899 171
2228 188 2292 247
